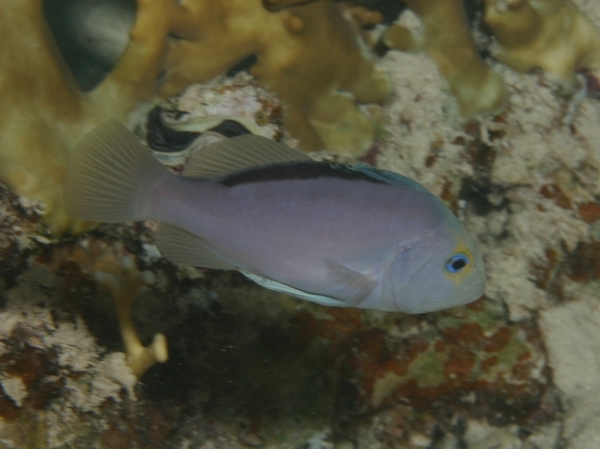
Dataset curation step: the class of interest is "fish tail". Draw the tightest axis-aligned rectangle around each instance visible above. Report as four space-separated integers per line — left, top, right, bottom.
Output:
64 119 169 223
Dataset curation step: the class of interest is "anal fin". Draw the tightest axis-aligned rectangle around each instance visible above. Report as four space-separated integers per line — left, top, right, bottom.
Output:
240 271 348 307
155 223 235 270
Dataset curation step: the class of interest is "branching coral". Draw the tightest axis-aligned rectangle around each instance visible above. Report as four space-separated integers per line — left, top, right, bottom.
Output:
0 0 389 233
0 0 178 233
483 0 600 93
263 0 319 12
160 0 390 153
93 254 169 378
46 238 169 378
381 0 507 118
4 0 599 235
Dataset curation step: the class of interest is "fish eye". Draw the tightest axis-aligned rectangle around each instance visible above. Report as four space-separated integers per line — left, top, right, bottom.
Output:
445 253 470 273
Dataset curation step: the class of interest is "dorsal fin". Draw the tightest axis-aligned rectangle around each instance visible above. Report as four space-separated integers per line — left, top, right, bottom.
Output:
182 134 313 178
348 163 434 196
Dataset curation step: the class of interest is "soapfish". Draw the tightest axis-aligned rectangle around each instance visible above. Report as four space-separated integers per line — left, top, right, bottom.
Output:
65 120 485 313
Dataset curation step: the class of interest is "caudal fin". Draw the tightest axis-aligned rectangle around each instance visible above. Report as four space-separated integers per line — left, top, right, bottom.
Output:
64 119 169 223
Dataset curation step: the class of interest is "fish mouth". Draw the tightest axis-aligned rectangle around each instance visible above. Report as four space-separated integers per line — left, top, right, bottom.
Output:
415 280 486 314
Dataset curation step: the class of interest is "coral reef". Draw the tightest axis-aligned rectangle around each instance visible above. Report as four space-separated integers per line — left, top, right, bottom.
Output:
369 36 600 446
0 0 388 232
6 0 600 234
5 32 600 445
381 0 507 119
0 292 138 448
159 0 390 153
149 73 286 151
0 0 179 233
47 237 169 378
540 297 600 449
4 0 600 447
0 185 174 448
483 0 600 93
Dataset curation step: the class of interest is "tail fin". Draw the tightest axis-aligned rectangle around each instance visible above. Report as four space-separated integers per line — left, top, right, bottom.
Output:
64 119 169 223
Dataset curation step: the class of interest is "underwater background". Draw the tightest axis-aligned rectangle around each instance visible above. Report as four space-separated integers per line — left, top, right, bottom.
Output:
1 0 600 448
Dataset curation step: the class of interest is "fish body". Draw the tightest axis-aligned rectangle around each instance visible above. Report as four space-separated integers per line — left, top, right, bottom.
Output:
65 120 485 313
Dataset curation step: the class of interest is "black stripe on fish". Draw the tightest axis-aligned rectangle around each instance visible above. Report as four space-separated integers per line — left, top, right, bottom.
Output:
220 162 388 187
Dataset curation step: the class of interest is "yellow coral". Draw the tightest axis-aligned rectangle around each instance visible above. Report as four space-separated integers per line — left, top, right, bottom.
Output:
0 0 388 233
484 0 600 93
162 0 390 153
47 239 169 378
382 0 507 118
94 255 169 379
0 0 179 233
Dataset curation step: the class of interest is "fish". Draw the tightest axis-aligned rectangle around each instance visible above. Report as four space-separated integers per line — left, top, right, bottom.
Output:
64 119 485 314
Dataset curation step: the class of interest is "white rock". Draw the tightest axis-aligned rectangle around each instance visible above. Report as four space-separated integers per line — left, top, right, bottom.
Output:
540 296 600 449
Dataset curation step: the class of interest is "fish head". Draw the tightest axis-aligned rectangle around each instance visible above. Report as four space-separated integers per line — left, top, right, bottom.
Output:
384 221 486 314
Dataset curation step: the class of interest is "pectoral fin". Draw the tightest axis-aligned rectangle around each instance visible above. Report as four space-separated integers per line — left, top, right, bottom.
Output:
325 259 377 306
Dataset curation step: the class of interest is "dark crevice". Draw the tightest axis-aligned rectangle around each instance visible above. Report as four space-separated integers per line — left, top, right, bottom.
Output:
146 107 254 153
227 54 259 77
43 0 136 91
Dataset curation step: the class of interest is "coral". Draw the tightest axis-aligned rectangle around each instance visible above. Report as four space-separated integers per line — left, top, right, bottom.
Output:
0 185 186 447
105 263 168 379
0 0 178 233
0 268 138 447
151 73 286 150
263 0 319 12
5 1 600 447
366 37 600 446
0 0 388 233
50 240 169 378
381 0 507 118
483 0 600 93
160 0 390 153
293 300 548 416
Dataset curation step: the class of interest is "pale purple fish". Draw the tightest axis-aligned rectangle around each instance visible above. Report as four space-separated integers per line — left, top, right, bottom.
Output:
64 120 485 313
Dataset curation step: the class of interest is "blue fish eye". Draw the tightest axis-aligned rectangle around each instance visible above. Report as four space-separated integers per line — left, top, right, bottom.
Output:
446 253 470 273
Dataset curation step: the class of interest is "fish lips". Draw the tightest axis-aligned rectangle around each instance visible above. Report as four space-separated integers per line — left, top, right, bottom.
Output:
410 280 486 314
